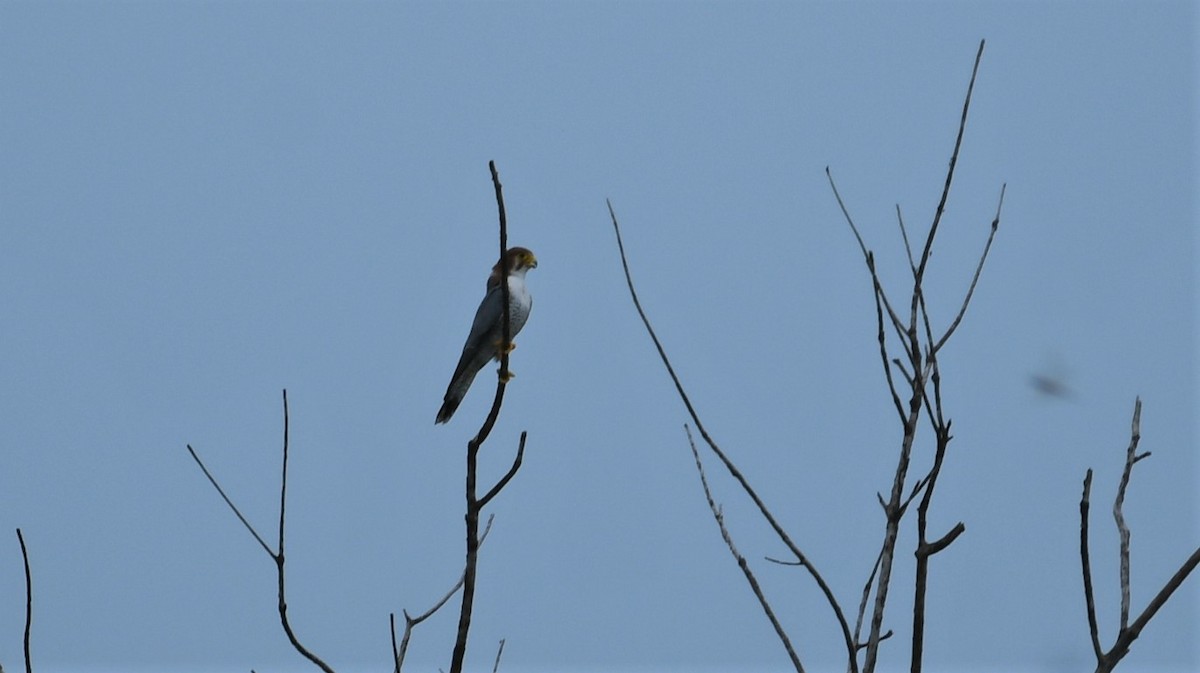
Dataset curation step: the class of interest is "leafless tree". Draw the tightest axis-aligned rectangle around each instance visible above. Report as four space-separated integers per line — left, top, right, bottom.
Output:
612 37 1196 673
610 39 1001 673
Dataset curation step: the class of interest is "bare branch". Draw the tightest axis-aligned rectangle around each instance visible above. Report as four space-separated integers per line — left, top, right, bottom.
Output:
274 391 336 673
1114 397 1142 632
451 162 527 673
1080 469 1104 662
393 516 495 673
1081 398 1200 672
826 168 908 339
186 444 273 556
932 183 1005 354
479 432 527 509
609 200 856 671
853 547 885 652
895 205 917 277
1111 546 1200 663
686 426 804 673
491 639 506 673
188 391 333 673
914 39 985 286
16 529 32 673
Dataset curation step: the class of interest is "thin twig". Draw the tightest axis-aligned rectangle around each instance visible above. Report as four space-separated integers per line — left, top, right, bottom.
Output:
609 200 856 671
826 169 907 338
394 516 496 673
686 426 804 673
186 444 273 556
1080 469 1104 661
479 433 527 509
1113 397 1142 632
932 183 1005 354
16 529 32 673
853 547 885 654
491 639 506 673
914 39 985 287
274 391 335 673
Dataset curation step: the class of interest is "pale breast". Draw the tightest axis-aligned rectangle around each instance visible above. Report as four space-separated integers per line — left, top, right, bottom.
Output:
506 275 532 336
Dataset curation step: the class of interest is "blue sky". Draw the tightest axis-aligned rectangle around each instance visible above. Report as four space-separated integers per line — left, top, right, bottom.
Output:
0 2 1195 672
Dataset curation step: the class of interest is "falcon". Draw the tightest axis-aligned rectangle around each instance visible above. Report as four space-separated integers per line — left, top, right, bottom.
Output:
436 246 538 424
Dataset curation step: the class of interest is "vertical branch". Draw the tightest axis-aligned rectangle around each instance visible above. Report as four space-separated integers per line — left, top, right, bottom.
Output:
273 390 335 673
1080 470 1104 662
1079 398 1197 673
187 391 334 673
1113 397 1142 632
16 529 32 673
450 162 525 673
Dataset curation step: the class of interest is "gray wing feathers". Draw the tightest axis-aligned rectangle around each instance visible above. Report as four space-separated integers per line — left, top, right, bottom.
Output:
436 286 504 424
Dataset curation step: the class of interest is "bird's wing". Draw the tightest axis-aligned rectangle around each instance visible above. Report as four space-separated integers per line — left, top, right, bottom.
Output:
447 284 504 386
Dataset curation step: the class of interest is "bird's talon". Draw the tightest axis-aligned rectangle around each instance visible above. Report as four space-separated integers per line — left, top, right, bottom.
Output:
499 368 516 382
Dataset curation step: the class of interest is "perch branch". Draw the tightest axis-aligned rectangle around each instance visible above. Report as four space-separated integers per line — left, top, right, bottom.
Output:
450 161 527 673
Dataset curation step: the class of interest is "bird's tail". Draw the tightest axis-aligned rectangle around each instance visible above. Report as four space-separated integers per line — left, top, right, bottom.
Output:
435 368 480 424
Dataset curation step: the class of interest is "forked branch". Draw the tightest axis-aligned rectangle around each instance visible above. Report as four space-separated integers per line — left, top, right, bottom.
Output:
608 200 855 672
1079 397 1199 673
685 425 804 672
392 516 496 673
187 390 335 673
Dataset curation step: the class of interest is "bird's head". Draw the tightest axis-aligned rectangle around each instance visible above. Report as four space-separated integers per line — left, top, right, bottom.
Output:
502 246 538 272
488 246 538 288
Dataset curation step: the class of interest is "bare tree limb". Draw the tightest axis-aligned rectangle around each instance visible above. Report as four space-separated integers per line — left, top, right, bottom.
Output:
16 529 32 673
394 516 496 673
188 390 335 673
491 638 506 673
686 425 805 673
1113 397 1142 632
450 161 528 673
932 183 1005 354
829 40 990 673
186 445 272 556
608 199 856 672
826 170 908 339
1079 398 1200 673
479 433 527 510
1080 469 1104 661
915 39 985 288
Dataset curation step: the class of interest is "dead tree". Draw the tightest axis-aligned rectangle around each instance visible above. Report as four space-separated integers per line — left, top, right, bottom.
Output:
610 39 1002 673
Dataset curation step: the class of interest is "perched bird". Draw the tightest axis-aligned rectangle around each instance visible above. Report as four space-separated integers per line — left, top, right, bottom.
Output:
436 246 538 424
